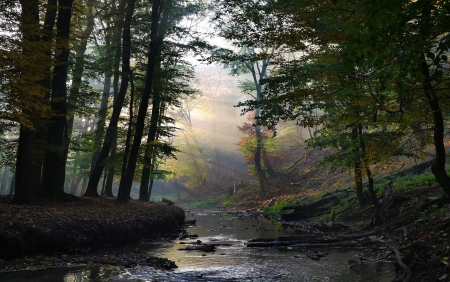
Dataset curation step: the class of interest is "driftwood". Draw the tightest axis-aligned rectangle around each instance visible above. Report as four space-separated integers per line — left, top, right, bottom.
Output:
247 228 384 249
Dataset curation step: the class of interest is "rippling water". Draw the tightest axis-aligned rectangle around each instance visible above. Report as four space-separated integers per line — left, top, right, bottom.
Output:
0 210 397 281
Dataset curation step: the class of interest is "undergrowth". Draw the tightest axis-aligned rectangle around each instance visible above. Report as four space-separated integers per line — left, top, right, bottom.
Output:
190 195 226 208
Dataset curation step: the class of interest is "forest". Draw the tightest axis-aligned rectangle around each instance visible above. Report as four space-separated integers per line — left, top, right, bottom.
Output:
0 0 448 206
1 0 450 280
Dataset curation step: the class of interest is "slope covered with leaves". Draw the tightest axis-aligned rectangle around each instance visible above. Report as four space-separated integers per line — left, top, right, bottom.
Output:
0 197 185 260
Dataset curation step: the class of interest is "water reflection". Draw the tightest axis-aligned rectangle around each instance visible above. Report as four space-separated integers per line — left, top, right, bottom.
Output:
0 211 397 281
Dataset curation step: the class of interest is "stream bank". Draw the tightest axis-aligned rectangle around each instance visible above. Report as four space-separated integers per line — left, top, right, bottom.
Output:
0 196 185 261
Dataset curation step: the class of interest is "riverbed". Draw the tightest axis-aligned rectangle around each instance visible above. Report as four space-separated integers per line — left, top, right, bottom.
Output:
0 210 397 281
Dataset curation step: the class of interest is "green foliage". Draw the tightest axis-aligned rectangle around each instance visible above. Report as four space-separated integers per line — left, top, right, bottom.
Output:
190 195 226 208
222 189 247 207
263 199 288 216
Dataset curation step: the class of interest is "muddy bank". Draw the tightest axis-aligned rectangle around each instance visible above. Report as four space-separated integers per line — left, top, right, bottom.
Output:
0 196 185 260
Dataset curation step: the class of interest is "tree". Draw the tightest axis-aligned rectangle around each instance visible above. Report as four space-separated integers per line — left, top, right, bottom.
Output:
84 0 136 197
117 0 171 202
40 0 75 197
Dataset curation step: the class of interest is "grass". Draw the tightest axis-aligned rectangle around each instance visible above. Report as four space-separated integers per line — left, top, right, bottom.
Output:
263 199 289 216
374 171 437 195
222 189 248 208
190 195 226 208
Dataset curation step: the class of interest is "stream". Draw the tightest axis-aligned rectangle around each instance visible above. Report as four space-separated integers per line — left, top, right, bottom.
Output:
0 210 397 281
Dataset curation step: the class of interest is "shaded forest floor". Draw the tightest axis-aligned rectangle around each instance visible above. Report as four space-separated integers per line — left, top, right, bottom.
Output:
0 197 185 272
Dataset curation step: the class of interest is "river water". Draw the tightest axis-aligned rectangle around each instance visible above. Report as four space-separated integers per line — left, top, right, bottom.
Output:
0 210 397 281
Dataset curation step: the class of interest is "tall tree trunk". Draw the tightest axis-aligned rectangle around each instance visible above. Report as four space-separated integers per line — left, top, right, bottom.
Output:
262 150 276 177
352 126 365 206
64 0 95 173
120 75 135 180
358 124 384 224
14 0 40 204
30 0 57 196
103 0 128 195
139 60 164 201
254 124 267 192
41 0 74 197
418 3 450 198
117 0 167 202
84 0 135 197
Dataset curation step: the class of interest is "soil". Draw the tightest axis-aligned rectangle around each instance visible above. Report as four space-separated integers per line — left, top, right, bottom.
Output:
0 196 185 272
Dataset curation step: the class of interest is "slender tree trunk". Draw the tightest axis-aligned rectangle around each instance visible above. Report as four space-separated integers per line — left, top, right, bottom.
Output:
70 176 82 195
148 178 155 200
64 0 95 174
262 150 276 177
41 0 74 197
417 3 450 198
420 56 450 197
352 126 365 206
358 124 384 224
90 74 112 177
103 0 127 195
9 172 16 196
139 62 164 201
117 0 167 202
175 178 181 201
1 167 9 195
84 0 135 197
120 75 135 180
104 142 116 197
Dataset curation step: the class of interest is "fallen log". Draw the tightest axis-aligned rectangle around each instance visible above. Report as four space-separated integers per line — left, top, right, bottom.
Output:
338 229 381 240
178 245 216 252
246 241 292 247
282 195 340 212
278 236 342 244
385 197 447 231
394 249 413 282
281 208 329 221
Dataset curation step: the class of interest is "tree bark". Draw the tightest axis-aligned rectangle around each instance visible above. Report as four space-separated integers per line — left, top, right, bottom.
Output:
352 126 365 206
9 172 16 196
41 0 74 197
117 0 166 202
139 56 165 201
358 124 384 225
418 1 450 198
84 0 135 197
64 0 95 175
14 0 40 204
30 0 57 196
0 167 9 195
262 150 276 177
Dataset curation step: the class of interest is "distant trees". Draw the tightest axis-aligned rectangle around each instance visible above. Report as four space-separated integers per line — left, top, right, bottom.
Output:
0 0 207 203
213 0 450 200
